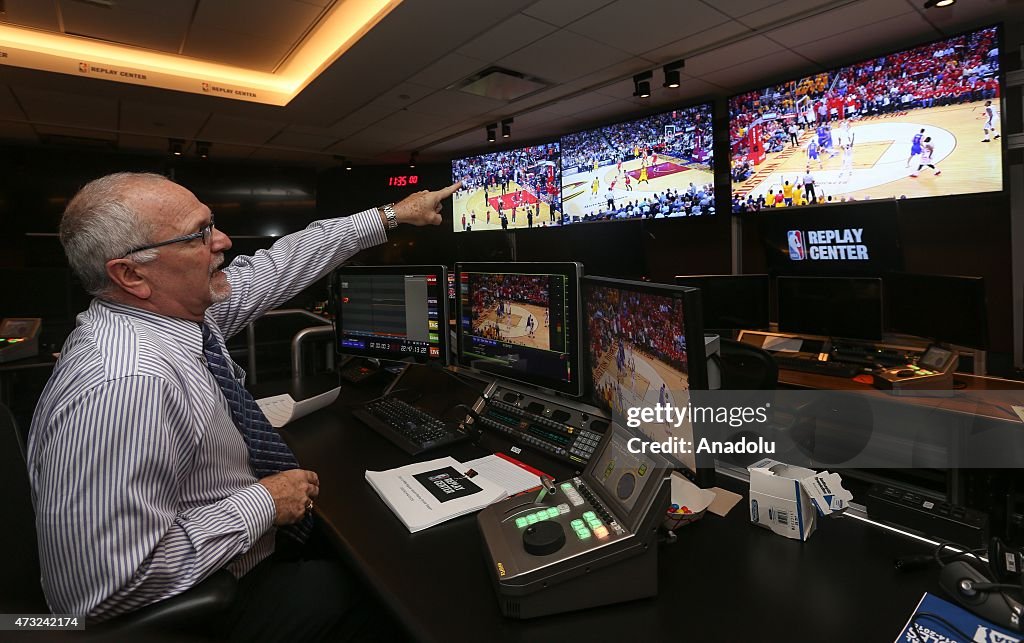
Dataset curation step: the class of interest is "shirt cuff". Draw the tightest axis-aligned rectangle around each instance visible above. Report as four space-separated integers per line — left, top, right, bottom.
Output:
350 208 387 251
226 483 277 548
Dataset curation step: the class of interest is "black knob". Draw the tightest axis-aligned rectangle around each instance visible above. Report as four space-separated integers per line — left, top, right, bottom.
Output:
523 521 566 556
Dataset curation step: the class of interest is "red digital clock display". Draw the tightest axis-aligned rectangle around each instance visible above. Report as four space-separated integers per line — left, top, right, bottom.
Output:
387 175 419 187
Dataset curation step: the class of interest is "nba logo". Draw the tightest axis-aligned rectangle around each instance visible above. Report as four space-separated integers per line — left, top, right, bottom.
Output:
787 230 806 260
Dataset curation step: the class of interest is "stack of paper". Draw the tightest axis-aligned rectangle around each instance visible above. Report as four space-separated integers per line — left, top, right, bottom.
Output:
366 457 509 533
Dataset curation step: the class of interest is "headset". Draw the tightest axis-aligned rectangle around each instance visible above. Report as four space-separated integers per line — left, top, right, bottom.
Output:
897 538 1024 634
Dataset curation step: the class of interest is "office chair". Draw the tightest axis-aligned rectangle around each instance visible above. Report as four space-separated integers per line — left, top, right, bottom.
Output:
0 401 238 635
717 338 778 390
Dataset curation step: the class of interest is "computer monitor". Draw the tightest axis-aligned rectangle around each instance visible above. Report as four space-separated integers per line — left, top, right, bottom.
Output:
331 265 448 364
777 276 883 341
885 272 988 349
456 262 582 396
581 276 712 482
674 274 770 331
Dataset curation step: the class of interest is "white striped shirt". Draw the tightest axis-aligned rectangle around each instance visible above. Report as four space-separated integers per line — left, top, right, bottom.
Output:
28 209 386 620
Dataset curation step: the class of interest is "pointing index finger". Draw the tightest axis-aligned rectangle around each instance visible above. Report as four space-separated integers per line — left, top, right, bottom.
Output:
435 181 462 200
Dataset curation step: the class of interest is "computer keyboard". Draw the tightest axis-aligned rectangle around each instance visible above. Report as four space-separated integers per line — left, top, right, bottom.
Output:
773 355 862 378
353 396 472 455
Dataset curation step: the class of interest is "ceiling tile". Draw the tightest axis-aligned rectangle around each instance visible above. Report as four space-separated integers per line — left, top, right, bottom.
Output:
791 12 935 65
120 101 209 139
521 0 617 27
544 92 620 116
764 0 914 47
197 115 286 146
643 21 752 61
35 124 117 141
14 87 118 130
116 133 171 155
60 0 195 53
700 50 809 91
414 54 489 90
248 147 325 165
409 91 506 118
707 0 788 18
456 14 557 62
719 0 839 28
183 24 294 72
568 0 731 56
373 109 460 135
685 36 784 77
0 87 27 121
497 31 633 84
192 0 323 38
2 0 60 31
267 129 337 150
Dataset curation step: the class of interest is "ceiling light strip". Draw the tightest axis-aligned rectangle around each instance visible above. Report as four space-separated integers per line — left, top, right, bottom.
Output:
0 0 403 107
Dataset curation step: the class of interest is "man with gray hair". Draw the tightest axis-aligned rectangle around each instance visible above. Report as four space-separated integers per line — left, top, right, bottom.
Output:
29 171 457 639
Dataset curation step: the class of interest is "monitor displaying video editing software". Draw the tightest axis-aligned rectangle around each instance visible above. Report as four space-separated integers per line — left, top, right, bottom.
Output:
331 265 448 364
582 276 710 480
456 262 582 396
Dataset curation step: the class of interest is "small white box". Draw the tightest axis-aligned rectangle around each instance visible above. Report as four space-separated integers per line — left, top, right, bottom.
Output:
747 459 851 541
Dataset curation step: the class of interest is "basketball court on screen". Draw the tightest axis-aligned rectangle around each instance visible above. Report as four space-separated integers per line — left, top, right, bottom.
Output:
472 301 551 351
563 154 714 219
734 100 1001 204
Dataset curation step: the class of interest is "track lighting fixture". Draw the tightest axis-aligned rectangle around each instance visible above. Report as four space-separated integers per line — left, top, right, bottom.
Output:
633 72 652 98
663 60 684 88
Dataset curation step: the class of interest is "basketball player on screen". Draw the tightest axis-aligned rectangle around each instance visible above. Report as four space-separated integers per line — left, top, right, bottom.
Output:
982 100 1000 143
911 137 941 177
907 129 925 168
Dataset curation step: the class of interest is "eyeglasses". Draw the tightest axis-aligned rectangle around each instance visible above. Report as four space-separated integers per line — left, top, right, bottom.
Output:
123 217 215 258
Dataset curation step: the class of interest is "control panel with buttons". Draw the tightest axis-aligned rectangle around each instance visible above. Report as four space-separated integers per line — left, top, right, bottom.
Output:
478 384 609 467
477 423 672 619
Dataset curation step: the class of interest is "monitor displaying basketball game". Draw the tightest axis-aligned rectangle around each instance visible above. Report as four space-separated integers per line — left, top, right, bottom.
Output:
451 143 562 231
559 102 715 223
728 25 1002 212
456 262 582 396
582 277 710 478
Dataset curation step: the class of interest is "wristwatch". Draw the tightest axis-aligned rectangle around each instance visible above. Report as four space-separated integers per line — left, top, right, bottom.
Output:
380 203 398 230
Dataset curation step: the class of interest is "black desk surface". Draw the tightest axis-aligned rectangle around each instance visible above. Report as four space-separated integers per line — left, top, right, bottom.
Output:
279 378 943 643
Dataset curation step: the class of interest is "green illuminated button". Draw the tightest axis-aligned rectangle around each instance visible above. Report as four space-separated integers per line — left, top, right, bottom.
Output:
534 512 548 521
575 528 591 540
582 511 596 521
546 507 559 518
560 483 573 491
526 514 538 524
570 519 584 529
515 517 528 529
588 518 602 529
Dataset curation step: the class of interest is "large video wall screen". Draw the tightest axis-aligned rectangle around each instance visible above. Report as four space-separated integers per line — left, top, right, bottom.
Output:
452 144 561 232
728 26 1002 212
559 103 715 223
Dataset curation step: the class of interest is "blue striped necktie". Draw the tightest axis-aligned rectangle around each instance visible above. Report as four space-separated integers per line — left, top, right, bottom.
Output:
201 323 311 543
